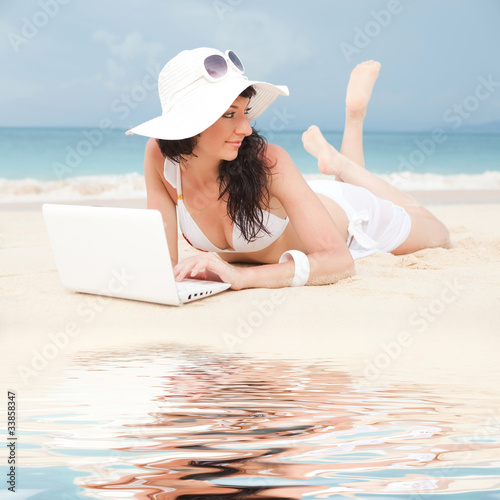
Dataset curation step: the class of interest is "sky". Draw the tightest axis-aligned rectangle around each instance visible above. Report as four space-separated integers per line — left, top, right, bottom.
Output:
1 0 499 132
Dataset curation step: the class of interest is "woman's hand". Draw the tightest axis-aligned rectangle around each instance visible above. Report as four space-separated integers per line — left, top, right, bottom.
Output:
173 253 249 291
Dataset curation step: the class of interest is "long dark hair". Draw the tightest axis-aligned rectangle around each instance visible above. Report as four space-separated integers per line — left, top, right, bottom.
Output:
156 86 274 242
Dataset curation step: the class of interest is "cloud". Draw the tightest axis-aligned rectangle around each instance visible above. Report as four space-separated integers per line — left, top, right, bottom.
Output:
0 19 16 57
90 30 165 91
212 10 311 78
104 59 127 91
91 30 164 64
90 29 118 47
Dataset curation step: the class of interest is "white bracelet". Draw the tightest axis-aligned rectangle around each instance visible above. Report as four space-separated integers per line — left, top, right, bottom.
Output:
279 250 310 287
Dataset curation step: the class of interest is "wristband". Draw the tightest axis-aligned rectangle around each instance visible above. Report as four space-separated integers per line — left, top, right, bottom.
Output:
279 250 310 287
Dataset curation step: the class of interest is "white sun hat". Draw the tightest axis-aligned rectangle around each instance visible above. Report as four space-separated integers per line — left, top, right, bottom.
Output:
125 47 289 140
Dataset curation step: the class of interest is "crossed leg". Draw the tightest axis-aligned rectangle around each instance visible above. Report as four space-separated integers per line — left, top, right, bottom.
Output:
302 62 450 253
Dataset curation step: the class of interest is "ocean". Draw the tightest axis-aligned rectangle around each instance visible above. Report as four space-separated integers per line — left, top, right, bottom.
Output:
1 127 499 203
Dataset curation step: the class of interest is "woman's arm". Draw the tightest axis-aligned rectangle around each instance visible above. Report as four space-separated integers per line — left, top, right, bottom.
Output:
144 138 179 267
174 144 355 289
241 143 355 288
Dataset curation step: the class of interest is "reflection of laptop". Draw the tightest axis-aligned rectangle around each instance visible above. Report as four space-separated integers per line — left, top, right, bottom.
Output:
42 204 231 306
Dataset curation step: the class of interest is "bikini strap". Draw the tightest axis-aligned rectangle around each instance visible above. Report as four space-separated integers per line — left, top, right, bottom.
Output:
175 162 184 201
163 157 178 190
163 157 185 203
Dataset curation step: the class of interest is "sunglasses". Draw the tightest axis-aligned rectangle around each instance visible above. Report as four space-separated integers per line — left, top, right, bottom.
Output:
202 50 245 82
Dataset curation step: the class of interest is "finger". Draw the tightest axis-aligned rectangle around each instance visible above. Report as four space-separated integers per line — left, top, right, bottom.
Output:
174 257 198 276
175 256 225 282
190 265 206 277
177 259 209 281
192 261 219 280
175 263 194 282
175 268 187 282
173 263 185 279
173 262 189 277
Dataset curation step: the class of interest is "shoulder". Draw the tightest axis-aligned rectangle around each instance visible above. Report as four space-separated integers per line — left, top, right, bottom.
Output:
265 143 293 170
144 138 165 176
264 143 307 194
145 137 163 163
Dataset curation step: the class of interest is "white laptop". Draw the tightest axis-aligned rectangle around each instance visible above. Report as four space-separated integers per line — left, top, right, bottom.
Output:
42 204 231 306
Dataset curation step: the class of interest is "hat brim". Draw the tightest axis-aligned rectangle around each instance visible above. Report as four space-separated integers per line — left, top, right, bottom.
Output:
126 77 289 140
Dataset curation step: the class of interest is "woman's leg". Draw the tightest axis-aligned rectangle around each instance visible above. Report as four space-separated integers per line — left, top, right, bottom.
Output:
339 60 381 168
302 126 451 252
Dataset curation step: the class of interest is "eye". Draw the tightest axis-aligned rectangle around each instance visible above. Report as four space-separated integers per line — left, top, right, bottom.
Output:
223 112 235 118
245 107 252 115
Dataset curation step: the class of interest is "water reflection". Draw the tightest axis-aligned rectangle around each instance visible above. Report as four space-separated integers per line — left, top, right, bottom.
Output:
20 344 500 499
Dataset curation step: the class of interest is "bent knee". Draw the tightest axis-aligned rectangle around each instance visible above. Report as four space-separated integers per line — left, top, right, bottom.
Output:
424 215 451 249
394 215 450 254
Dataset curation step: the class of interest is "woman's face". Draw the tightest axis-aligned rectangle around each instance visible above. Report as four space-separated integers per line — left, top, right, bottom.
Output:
194 95 253 162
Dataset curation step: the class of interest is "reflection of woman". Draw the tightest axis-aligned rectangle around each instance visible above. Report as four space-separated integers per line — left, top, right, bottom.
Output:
127 48 450 290
82 355 354 500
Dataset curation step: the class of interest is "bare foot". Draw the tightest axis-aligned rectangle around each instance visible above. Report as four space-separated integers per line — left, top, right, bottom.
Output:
302 125 344 177
345 60 381 121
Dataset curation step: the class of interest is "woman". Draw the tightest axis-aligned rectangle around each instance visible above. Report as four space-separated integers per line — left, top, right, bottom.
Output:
127 48 450 290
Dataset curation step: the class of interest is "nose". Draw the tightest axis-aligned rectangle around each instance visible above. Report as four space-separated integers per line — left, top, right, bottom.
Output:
235 114 252 137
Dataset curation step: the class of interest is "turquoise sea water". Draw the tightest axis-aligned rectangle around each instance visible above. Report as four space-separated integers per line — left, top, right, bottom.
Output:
1 127 499 202
0 127 148 181
0 127 499 180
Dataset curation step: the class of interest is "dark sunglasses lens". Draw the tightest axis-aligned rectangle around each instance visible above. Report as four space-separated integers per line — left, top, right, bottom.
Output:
204 55 227 79
228 51 244 72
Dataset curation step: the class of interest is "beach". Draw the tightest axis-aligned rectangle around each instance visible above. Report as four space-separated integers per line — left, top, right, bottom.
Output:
2 176 500 499
3 187 500 498
2 188 500 393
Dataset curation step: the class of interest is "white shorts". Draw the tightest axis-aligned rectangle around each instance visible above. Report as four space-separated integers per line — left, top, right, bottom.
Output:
308 179 412 260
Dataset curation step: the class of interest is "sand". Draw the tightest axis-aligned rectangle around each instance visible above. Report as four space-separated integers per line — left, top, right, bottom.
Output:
1 191 500 396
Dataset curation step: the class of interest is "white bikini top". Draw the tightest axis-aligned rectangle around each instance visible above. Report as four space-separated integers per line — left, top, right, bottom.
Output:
164 158 289 253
